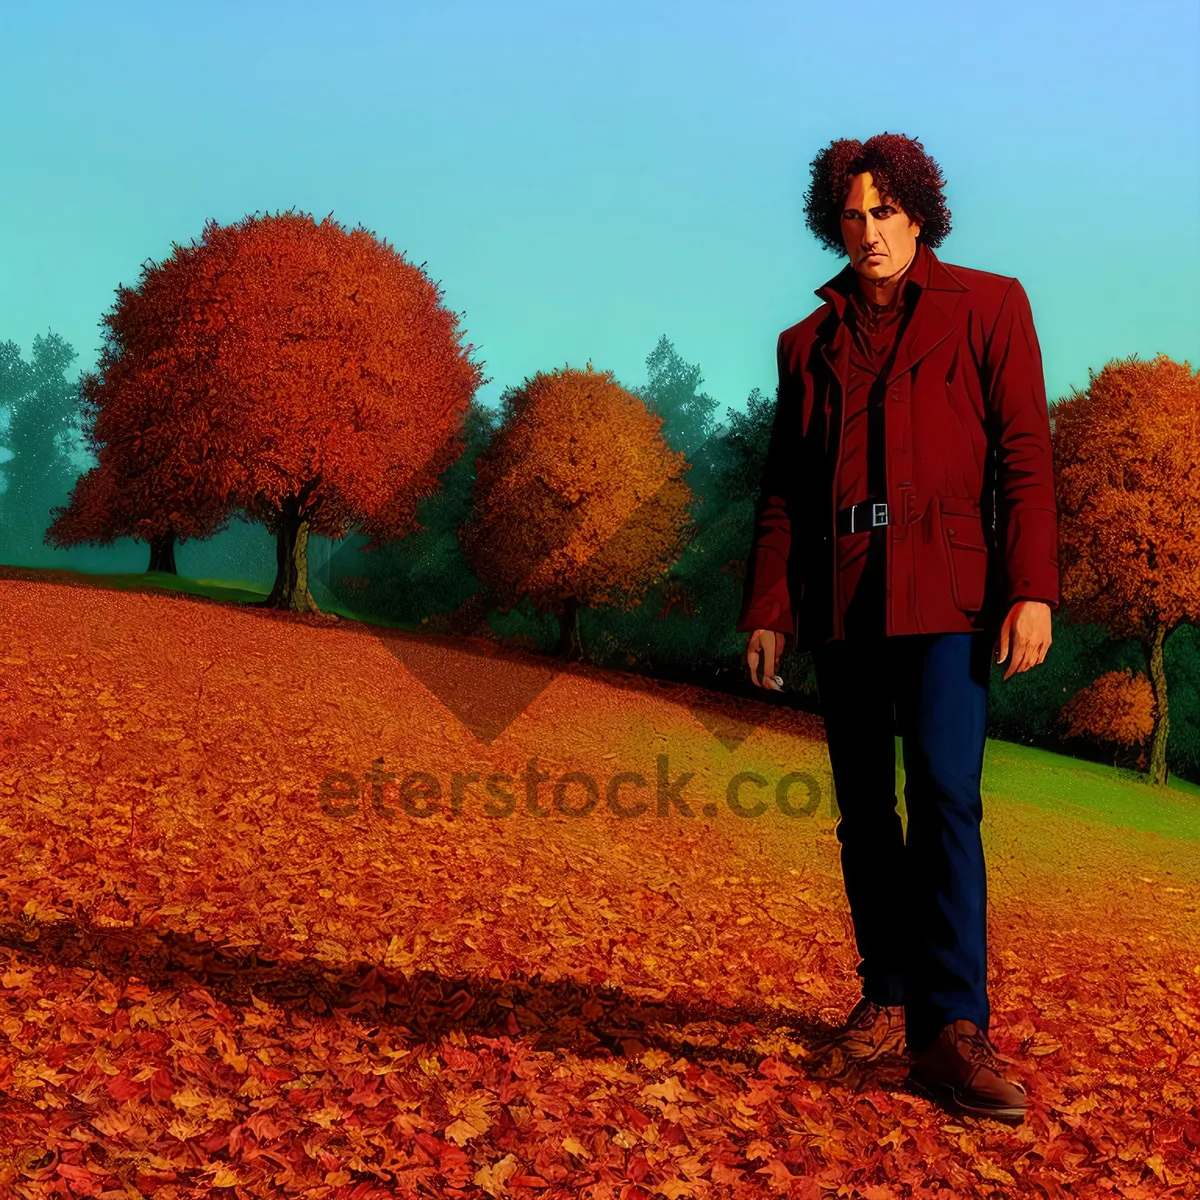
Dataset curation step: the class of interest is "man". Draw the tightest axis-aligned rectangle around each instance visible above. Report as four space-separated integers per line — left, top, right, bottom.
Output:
738 133 1058 1124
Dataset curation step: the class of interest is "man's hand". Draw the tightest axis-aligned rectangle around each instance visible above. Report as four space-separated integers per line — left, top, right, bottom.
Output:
746 629 786 690
995 600 1052 679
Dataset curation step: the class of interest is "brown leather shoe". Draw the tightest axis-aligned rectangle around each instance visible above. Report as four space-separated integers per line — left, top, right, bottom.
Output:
906 1019 1029 1123
810 997 907 1066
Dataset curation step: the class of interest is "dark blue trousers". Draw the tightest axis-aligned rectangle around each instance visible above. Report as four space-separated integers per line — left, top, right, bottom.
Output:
811 531 994 1053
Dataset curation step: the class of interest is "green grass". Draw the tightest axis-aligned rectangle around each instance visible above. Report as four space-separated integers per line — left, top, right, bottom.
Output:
98 570 271 606
976 738 1200 840
134 570 421 630
1 565 420 632
891 736 1200 841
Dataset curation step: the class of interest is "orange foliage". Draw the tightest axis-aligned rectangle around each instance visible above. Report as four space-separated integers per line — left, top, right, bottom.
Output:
1053 353 1200 638
462 364 694 614
45 457 135 549
57 212 486 591
181 211 486 551
1058 668 1156 748
48 239 235 550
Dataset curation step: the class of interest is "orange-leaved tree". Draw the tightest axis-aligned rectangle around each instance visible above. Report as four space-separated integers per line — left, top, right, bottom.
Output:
1053 353 1200 785
461 363 694 659
80 210 487 611
47 239 236 571
196 211 486 610
1057 669 1156 769
46 456 231 572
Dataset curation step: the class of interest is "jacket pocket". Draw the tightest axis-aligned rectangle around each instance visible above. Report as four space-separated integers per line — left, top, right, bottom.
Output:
939 496 988 612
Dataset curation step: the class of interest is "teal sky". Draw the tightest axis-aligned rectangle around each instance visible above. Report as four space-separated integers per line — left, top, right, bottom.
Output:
2 0 1197 419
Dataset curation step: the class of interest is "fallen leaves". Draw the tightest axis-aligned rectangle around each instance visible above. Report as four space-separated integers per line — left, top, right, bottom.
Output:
0 573 1197 1199
474 1152 520 1196
444 1089 499 1145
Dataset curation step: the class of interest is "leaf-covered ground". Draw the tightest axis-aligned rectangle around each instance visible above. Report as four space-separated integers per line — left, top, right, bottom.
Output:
0 570 1198 1199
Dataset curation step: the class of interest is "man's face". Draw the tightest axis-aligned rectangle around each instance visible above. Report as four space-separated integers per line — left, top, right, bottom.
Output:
840 171 923 281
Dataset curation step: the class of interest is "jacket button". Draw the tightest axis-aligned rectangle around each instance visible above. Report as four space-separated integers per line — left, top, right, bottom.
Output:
947 527 956 535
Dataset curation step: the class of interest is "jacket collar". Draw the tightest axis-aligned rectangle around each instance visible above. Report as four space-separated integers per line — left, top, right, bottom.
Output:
814 239 967 321
814 240 970 393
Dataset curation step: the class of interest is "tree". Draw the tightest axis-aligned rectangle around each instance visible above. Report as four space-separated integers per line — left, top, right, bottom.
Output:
634 336 719 460
0 340 32 512
211 212 487 610
461 363 694 660
47 244 236 571
1053 353 1200 785
46 456 232 573
713 385 776 502
0 333 83 561
0 340 33 427
73 210 487 610
1058 669 1156 770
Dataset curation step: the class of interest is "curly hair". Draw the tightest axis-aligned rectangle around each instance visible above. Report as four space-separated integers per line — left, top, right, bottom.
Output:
803 132 952 254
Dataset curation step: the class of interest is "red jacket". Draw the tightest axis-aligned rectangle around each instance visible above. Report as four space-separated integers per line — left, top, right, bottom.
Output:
737 242 1060 648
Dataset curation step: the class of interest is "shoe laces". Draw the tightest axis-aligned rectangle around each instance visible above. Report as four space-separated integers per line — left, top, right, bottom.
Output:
962 1027 1000 1069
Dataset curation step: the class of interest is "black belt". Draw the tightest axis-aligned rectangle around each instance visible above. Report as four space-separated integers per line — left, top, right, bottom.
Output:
836 499 889 535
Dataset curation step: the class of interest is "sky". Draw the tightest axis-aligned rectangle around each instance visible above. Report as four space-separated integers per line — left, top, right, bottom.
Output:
1 0 1198 423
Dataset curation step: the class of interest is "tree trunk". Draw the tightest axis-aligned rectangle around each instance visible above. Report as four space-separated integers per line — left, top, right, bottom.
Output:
1143 621 1170 786
147 531 177 574
262 500 319 613
554 595 584 660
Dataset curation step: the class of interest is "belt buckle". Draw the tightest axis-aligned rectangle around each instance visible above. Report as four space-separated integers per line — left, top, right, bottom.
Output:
871 501 888 528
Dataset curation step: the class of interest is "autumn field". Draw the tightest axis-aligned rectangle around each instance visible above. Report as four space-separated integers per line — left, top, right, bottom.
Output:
1 570 1199 1200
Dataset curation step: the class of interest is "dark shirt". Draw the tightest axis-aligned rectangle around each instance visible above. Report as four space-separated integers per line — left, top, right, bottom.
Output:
836 243 926 636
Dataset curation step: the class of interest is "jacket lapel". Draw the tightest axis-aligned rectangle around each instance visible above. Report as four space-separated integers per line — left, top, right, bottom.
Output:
814 246 970 394
818 314 851 418
815 274 853 449
885 281 966 387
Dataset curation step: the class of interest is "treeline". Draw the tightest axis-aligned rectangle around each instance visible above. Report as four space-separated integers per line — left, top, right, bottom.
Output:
1 210 1198 787
0 333 86 565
